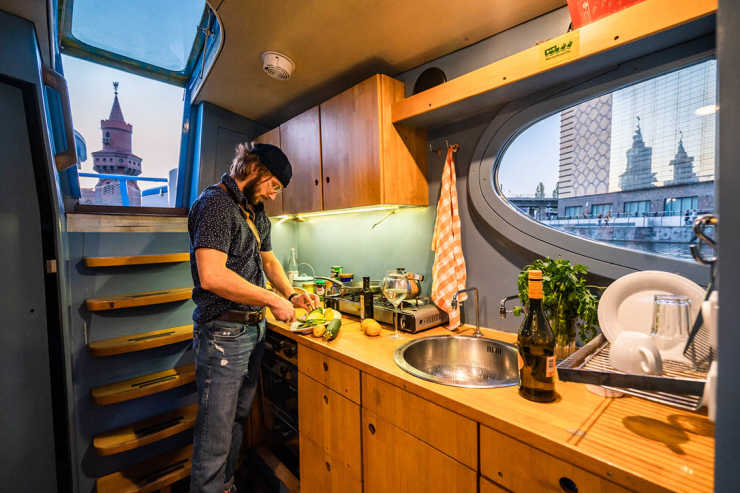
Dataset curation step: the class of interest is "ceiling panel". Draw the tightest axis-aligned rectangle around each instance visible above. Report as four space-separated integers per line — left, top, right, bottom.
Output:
197 0 566 126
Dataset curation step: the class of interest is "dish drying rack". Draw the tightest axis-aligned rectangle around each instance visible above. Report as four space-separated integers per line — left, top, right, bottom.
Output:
558 334 707 411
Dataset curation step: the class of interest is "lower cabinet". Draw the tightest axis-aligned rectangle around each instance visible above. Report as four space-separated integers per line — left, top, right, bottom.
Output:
362 409 477 493
480 476 509 493
300 434 362 493
480 425 629 492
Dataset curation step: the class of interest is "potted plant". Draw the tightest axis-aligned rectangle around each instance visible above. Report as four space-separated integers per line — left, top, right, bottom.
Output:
514 258 603 360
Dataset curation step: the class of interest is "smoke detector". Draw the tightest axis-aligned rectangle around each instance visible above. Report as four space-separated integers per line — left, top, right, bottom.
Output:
261 51 295 81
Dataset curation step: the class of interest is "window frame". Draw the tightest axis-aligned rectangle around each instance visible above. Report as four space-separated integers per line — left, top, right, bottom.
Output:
58 0 210 87
467 36 715 285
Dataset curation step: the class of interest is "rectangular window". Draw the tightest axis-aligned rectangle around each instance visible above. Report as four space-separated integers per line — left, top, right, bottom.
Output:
63 55 184 209
591 203 613 217
664 196 698 215
564 206 582 217
624 200 651 215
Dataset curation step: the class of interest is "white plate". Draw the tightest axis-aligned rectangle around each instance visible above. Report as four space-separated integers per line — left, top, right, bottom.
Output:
289 309 341 334
597 270 704 343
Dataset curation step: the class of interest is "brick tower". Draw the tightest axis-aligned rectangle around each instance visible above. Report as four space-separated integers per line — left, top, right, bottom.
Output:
90 82 143 205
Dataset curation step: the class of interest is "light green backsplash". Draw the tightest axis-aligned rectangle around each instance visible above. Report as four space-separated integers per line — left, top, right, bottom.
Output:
271 207 436 296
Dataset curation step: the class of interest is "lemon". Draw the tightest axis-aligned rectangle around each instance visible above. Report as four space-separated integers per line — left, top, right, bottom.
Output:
361 318 381 337
324 308 335 320
312 324 327 338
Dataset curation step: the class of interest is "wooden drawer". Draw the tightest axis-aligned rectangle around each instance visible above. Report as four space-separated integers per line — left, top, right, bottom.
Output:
298 344 360 403
481 476 509 493
362 373 477 469
481 425 630 492
363 409 477 493
300 434 362 493
298 372 361 477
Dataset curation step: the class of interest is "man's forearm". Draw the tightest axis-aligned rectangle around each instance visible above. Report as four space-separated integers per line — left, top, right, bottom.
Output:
204 266 280 308
263 256 294 298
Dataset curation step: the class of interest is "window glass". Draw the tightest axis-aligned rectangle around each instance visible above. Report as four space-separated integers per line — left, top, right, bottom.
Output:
70 0 205 71
63 55 184 207
497 59 716 260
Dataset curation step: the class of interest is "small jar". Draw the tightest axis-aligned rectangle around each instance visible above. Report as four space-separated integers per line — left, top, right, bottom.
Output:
301 282 315 294
330 265 343 279
315 279 327 300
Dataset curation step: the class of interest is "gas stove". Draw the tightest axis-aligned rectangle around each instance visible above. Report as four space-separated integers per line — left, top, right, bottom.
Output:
325 294 448 333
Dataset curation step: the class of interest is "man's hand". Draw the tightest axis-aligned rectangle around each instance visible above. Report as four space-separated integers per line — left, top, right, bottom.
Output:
291 292 320 311
270 295 296 323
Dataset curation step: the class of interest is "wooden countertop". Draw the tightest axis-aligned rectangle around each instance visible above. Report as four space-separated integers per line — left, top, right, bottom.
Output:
267 314 714 493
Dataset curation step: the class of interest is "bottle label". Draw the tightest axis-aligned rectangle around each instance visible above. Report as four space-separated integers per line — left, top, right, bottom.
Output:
528 280 543 300
545 356 556 377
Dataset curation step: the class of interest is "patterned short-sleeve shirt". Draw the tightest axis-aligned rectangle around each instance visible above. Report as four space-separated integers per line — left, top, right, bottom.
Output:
188 173 272 324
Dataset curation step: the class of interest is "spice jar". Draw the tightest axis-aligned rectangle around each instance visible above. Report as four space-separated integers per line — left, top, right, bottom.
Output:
315 279 327 300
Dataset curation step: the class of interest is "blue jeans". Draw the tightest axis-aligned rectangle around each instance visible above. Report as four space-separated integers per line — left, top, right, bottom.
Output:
190 318 265 493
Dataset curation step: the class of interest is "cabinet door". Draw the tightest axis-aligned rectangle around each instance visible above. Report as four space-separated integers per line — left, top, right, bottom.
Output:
363 410 476 493
300 434 362 493
298 373 361 478
253 127 284 217
320 75 382 210
280 106 322 214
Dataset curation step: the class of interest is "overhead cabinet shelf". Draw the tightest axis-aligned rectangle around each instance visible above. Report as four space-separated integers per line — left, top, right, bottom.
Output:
256 74 427 216
85 287 193 311
84 252 190 267
91 364 196 406
96 444 193 493
93 403 198 456
88 324 194 357
391 0 717 129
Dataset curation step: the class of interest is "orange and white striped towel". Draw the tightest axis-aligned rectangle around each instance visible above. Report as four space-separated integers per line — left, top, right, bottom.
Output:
431 147 467 329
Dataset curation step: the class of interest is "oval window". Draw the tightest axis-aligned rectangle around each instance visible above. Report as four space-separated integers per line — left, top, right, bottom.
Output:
496 59 717 262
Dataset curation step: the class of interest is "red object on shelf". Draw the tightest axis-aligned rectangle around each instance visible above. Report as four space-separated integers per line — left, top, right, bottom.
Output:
567 0 648 29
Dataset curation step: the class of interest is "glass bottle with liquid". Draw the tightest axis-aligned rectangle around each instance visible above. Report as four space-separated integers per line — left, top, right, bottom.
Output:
287 248 298 283
517 269 556 402
360 276 374 320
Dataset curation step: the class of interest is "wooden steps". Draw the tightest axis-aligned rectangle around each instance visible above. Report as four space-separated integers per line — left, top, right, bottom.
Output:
86 287 192 311
94 403 198 456
92 364 196 406
89 325 194 357
84 253 190 268
97 444 192 493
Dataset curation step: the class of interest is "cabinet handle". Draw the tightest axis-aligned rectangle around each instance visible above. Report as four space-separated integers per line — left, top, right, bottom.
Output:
323 394 328 404
559 477 578 493
323 361 328 371
325 461 331 472
314 178 319 186
326 176 330 184
368 423 376 434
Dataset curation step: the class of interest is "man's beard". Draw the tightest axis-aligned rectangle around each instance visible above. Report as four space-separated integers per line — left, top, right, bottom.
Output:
241 175 263 206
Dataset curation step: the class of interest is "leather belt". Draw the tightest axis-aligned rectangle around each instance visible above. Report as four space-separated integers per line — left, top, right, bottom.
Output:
216 309 265 324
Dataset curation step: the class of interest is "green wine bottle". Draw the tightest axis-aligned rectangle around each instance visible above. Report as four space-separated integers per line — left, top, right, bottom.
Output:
518 269 556 402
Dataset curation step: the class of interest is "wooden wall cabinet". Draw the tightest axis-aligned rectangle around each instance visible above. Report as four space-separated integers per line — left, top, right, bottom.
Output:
320 74 427 210
280 106 323 214
253 127 284 217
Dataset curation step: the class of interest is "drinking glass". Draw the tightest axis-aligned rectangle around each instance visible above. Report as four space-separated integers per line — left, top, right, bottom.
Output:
382 270 410 339
651 294 691 352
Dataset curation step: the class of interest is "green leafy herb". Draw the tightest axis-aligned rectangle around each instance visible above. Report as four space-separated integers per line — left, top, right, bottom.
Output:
516 257 604 343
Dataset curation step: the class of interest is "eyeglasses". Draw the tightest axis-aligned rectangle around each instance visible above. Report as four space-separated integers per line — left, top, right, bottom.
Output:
271 182 283 193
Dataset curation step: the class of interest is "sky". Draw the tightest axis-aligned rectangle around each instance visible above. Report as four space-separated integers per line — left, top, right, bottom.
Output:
497 113 560 197
62 54 186 189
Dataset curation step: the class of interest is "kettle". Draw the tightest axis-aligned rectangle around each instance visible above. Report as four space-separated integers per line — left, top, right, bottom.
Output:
396 268 423 300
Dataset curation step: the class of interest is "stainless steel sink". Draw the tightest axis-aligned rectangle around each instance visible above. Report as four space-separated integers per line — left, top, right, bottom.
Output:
394 335 519 388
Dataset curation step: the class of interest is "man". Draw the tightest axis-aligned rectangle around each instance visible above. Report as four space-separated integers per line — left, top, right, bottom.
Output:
188 142 319 493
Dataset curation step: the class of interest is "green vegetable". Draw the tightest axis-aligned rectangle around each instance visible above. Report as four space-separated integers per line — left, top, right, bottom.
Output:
515 257 605 344
323 318 341 341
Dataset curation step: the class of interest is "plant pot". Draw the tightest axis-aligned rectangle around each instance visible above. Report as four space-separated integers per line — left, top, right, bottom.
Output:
552 318 577 361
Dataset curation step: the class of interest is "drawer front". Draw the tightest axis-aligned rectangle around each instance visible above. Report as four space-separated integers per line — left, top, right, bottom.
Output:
363 409 477 493
300 434 362 493
362 373 477 469
298 372 361 477
481 426 630 493
298 344 361 403
481 476 509 493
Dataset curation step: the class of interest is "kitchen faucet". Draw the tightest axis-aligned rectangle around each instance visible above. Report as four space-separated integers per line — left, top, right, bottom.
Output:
498 294 520 319
451 287 482 338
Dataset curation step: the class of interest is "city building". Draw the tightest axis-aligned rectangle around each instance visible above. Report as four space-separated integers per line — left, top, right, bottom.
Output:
80 82 143 206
